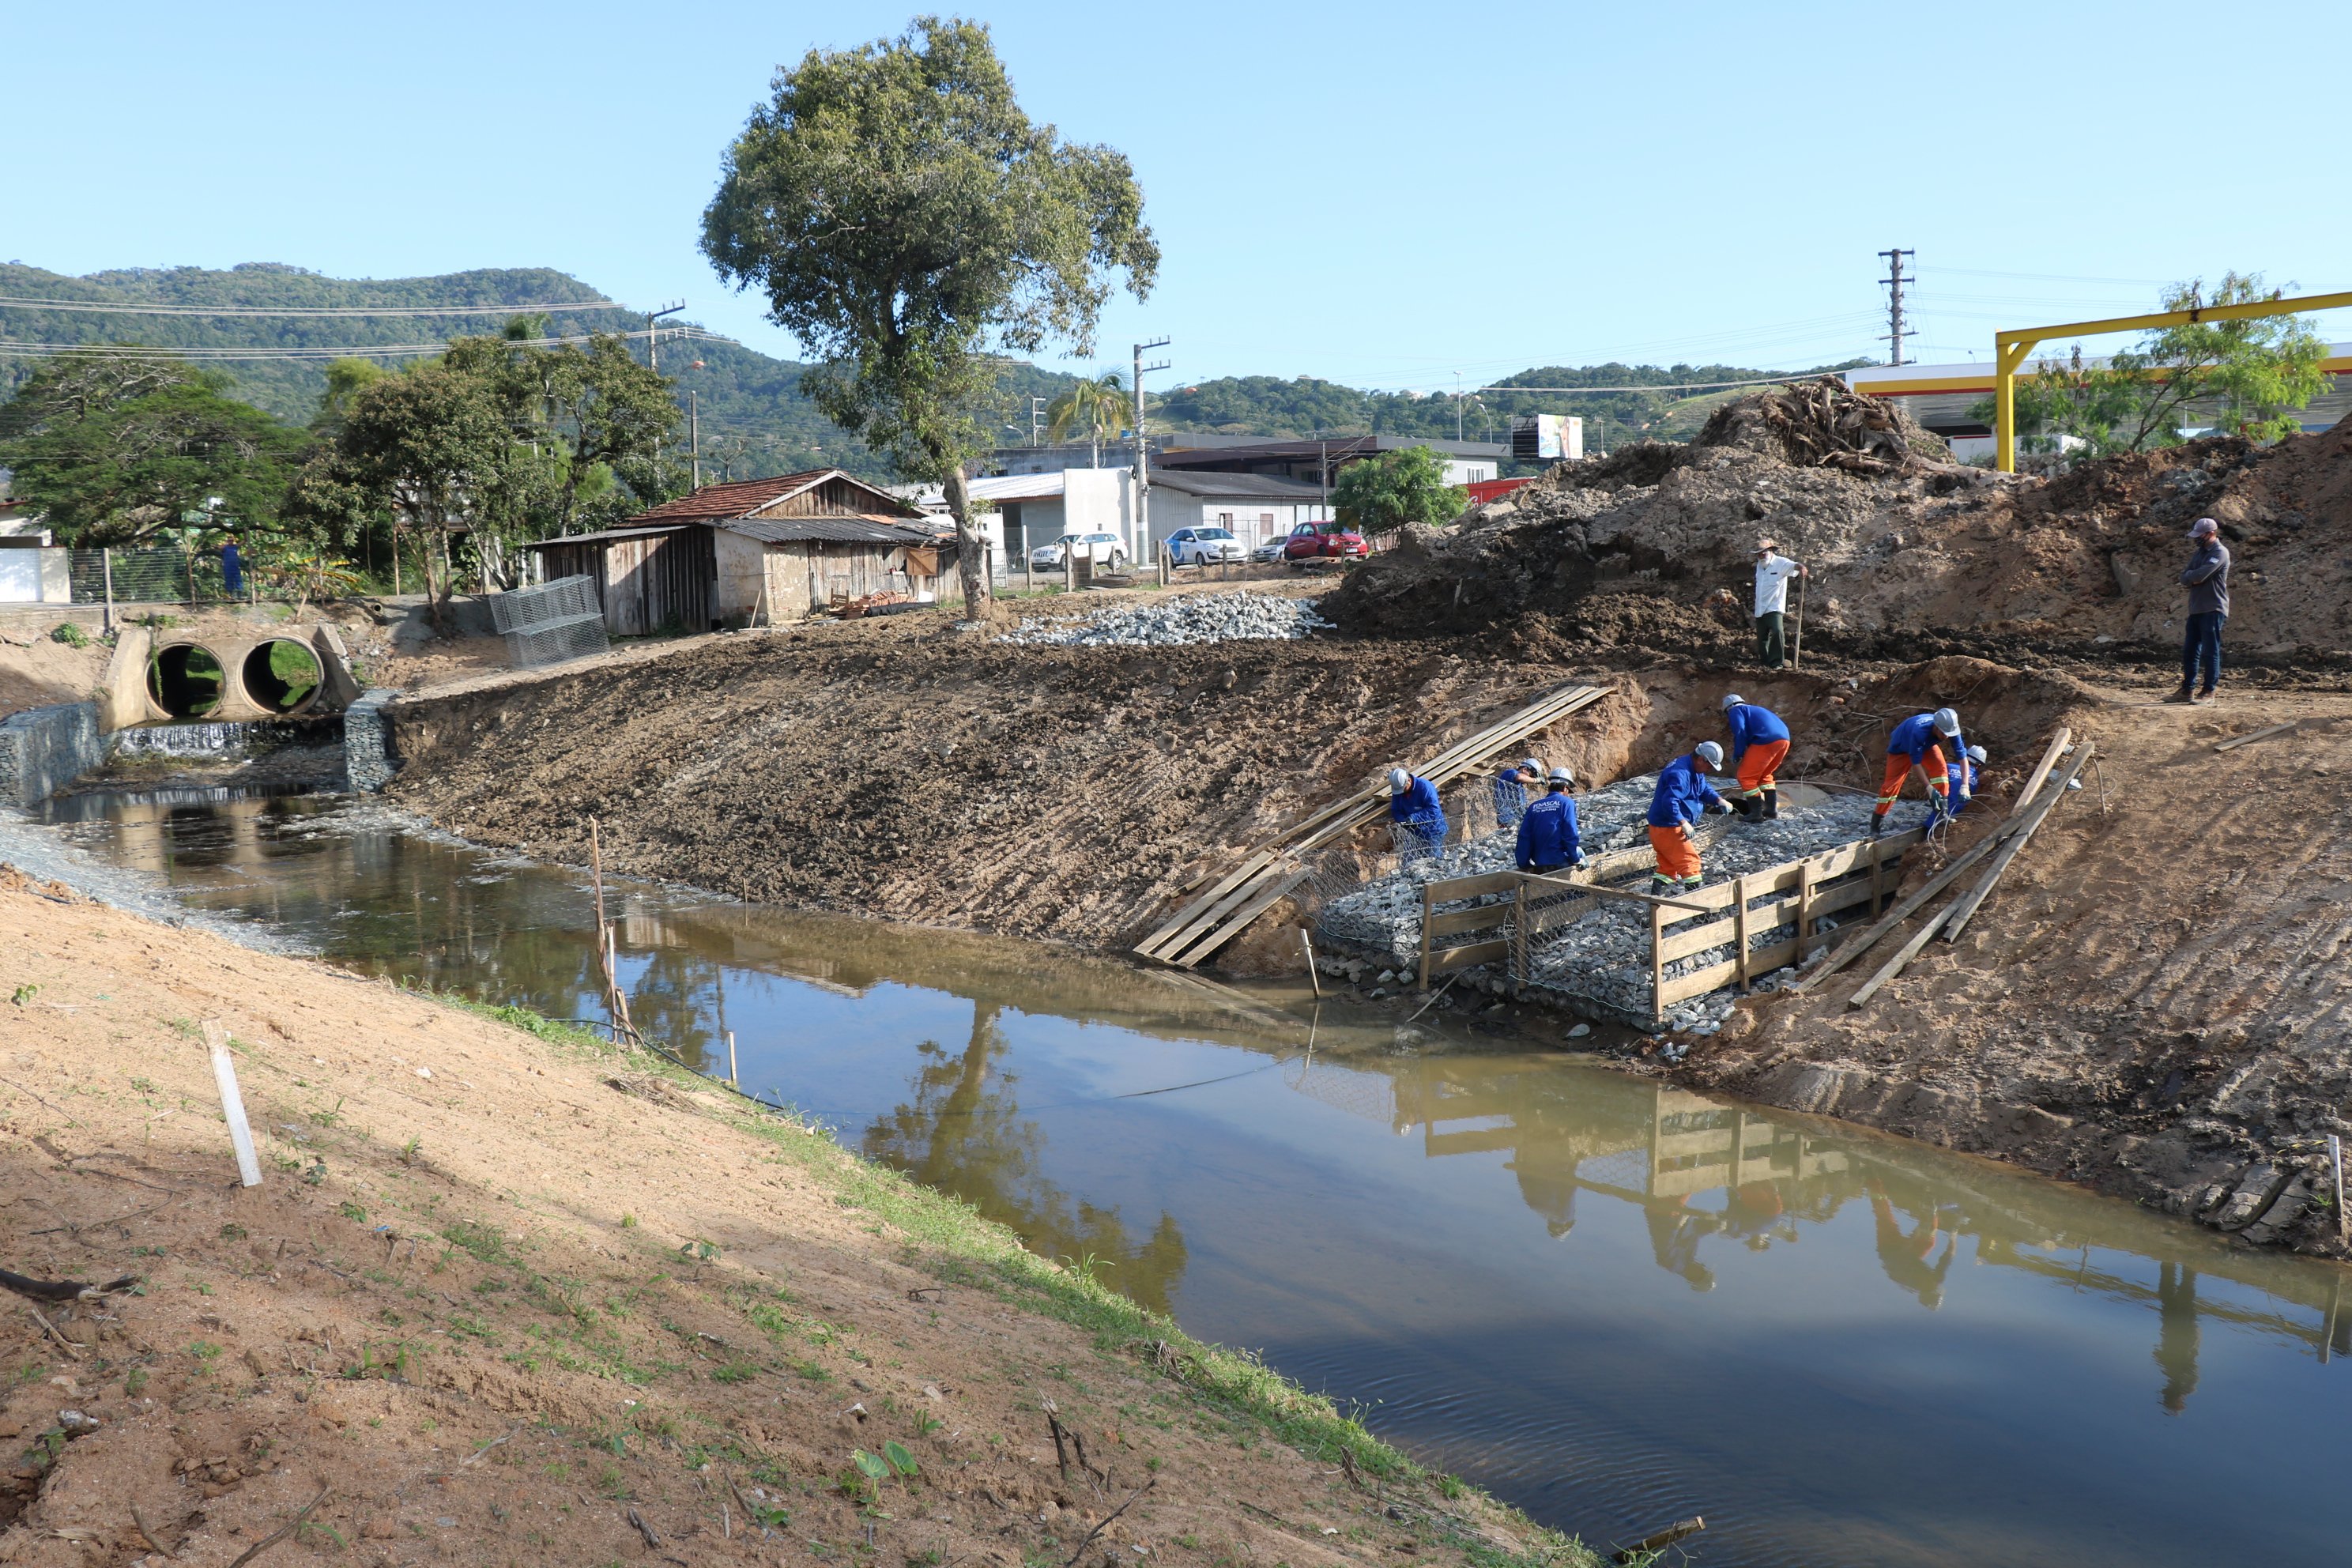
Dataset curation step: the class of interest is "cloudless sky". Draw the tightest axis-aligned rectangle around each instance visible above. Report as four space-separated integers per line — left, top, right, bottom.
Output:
12 1 2352 390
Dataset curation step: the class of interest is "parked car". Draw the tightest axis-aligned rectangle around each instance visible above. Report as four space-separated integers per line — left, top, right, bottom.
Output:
1250 537 1287 564
1166 526 1246 567
1283 520 1370 564
1030 531 1129 571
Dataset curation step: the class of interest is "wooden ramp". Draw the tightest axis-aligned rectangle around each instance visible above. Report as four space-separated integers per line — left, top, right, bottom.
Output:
1133 682 1610 967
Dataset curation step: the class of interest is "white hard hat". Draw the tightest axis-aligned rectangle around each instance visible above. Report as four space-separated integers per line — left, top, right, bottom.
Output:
1388 768 1412 796
1966 744 1987 764
1721 693 1745 711
1520 756 1542 773
1932 707 1960 737
1694 741 1724 768
1548 765 1575 785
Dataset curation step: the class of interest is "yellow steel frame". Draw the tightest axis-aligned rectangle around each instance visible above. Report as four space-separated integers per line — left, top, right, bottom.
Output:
1994 288 2352 471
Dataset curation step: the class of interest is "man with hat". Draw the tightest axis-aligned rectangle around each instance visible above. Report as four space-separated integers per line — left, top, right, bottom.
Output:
1752 538 1807 669
2172 517 2230 704
1515 767 1588 874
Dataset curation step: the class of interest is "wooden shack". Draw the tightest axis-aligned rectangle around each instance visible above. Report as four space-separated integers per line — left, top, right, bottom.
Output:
520 469 948 634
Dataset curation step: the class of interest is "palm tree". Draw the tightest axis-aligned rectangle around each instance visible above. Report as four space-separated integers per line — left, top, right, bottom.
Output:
1045 371 1134 468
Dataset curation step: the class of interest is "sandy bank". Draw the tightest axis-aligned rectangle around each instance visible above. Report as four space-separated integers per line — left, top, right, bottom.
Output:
0 871 1597 1567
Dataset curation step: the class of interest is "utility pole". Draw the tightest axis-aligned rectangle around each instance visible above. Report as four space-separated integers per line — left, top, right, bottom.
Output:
689 390 700 489
645 300 684 371
1878 249 1915 367
1031 396 1046 447
1132 337 1170 564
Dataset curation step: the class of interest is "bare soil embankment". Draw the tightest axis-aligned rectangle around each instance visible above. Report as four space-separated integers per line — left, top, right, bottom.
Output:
1329 386 2352 677
0 870 1586 1566
1668 684 2352 1258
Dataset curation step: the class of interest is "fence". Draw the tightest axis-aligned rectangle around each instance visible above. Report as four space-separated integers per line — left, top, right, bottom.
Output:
1409 826 1930 1025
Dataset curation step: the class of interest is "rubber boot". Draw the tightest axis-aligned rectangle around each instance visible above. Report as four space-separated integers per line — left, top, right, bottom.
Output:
1868 811 1886 839
1763 788 1780 820
1733 793 1762 823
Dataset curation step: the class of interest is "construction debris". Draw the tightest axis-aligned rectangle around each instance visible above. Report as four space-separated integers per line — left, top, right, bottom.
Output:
1698 374 1929 473
999 591 1332 647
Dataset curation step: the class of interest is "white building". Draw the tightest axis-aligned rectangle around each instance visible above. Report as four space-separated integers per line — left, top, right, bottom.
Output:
1143 470 1330 552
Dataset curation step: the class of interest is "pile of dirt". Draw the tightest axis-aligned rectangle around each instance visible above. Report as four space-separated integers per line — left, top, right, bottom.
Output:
0 880 1585 1566
1329 391 2352 668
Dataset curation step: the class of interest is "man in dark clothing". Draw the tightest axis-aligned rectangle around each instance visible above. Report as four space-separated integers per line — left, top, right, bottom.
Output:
2173 516 2230 704
220 535 245 599
1514 767 1587 873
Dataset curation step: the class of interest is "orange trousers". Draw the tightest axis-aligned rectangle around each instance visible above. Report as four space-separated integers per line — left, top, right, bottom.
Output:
1649 824 1701 880
1875 748 1949 811
1735 738 1789 797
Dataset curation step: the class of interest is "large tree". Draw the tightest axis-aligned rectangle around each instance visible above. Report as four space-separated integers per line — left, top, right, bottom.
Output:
0 351 310 545
700 15 1158 615
331 360 514 628
1330 444 1467 536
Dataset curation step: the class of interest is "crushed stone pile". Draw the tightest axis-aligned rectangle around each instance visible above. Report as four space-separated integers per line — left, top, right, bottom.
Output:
1317 775 1941 1031
998 591 1332 647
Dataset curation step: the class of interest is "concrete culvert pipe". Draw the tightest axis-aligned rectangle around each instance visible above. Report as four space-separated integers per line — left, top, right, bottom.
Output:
146 642 230 720
239 638 324 715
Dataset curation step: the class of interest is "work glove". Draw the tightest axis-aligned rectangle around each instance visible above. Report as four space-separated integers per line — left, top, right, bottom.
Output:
1709 799 1735 815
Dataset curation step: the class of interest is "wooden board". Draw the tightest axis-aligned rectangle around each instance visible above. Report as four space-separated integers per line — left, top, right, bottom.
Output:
1425 937 1510 978
1161 869 1310 968
1427 902 1520 940
2011 727 2071 818
1136 847 1285 959
1656 874 1879 964
2214 721 2298 753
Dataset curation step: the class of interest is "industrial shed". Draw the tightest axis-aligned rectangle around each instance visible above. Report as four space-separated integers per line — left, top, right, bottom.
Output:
521 470 950 632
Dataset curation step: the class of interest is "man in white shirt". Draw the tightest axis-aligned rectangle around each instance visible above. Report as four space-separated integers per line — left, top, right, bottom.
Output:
1751 538 1806 669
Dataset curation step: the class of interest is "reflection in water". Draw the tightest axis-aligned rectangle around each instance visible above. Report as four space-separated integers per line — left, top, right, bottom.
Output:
861 1001 1189 1313
28 786 2352 1568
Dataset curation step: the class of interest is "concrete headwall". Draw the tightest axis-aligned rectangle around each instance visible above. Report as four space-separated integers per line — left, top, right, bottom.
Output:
0 702 103 806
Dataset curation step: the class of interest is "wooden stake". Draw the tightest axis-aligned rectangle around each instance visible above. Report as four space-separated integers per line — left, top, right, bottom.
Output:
2334 1134 2346 1245
1732 875 1751 993
1791 567 1807 669
1795 857 1816 955
1649 901 1666 1028
1417 884 1434 989
726 1030 739 1087
1298 927 1322 998
202 1021 262 1188
1940 743 2094 944
2011 727 2072 819
1792 827 2013 993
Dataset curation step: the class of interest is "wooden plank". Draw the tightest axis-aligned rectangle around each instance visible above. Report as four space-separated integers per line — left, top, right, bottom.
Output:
1164 868 1309 967
1517 871 1713 913
1939 743 2094 944
1649 902 1666 1027
1795 856 1816 958
1656 875 1878 963
2214 720 2299 753
1146 856 1293 962
1658 937 1802 1008
2010 726 2072 819
1137 847 1283 956
1846 906 1956 1008
1421 871 1521 903
1788 828 2011 992
1427 937 1510 977
1427 902 1517 939
1417 882 1434 989
1732 875 1751 993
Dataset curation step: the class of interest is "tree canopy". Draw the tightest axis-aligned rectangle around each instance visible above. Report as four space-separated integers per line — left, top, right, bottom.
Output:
701 14 1157 612
1330 445 1466 536
1044 370 1132 466
1975 273 2328 460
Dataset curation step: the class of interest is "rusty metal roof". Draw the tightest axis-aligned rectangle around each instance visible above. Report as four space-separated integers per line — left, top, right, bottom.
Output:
623 469 921 525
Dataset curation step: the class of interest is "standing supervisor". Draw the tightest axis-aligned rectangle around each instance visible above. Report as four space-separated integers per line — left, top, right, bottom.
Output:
2173 517 2230 705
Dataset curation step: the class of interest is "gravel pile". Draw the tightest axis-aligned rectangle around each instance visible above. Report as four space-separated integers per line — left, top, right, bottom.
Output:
1317 777 1943 1029
998 592 1332 647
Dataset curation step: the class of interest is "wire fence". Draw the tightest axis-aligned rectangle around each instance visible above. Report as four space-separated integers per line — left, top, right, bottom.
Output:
64 547 268 607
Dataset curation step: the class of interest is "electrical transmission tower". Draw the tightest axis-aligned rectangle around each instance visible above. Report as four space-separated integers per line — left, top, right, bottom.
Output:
1879 249 1916 366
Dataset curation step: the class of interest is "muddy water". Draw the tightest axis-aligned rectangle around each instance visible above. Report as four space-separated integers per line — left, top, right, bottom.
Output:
28 787 2352 1567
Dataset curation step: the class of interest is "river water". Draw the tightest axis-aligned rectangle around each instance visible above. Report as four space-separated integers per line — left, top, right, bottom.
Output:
23 786 2352 1566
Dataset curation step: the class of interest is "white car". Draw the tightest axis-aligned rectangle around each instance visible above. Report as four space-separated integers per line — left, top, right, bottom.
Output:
1167 526 1246 566
1031 531 1128 570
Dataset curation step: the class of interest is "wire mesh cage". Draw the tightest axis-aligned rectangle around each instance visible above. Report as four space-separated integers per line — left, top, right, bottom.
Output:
492 575 608 667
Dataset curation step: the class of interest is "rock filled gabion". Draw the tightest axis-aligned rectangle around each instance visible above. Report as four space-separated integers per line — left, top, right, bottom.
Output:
998 592 1332 647
1317 776 1944 1029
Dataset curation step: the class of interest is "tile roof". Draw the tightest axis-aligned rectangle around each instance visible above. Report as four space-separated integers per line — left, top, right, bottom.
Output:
628 471 836 522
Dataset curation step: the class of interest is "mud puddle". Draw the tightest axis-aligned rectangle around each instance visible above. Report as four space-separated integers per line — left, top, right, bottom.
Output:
17 786 2352 1568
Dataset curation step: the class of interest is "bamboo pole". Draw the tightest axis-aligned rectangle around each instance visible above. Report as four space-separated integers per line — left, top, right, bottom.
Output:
1298 927 1322 999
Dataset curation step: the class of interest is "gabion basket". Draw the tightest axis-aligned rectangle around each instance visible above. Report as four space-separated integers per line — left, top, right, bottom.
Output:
492 576 608 667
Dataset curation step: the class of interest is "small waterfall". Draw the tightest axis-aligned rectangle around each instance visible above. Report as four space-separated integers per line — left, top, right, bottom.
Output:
111 716 344 761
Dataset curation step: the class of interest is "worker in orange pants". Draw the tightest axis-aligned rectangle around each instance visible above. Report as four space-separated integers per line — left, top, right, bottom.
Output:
1721 694 1792 821
1871 707 1962 837
1646 741 1731 892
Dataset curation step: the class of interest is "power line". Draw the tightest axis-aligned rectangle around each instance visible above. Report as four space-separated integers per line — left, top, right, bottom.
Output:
0 295 630 318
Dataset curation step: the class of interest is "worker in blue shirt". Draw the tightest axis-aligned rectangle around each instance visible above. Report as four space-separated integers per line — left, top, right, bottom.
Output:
1721 694 1792 821
1871 707 1962 837
1516 767 1588 873
1492 756 1542 829
1647 741 1732 892
1947 744 1986 815
1388 767 1447 866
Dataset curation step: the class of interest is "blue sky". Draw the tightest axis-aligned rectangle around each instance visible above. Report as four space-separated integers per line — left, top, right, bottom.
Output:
13 1 2352 390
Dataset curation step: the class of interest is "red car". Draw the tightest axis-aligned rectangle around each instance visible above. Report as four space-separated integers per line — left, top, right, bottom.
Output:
1283 520 1370 564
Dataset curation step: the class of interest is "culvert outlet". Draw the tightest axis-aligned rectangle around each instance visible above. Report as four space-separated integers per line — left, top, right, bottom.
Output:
239 637 325 715
146 642 230 720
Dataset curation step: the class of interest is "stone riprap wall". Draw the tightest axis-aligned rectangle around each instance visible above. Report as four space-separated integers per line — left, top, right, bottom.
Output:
1321 779 1926 1031
997 591 1332 646
342 690 400 792
0 702 103 806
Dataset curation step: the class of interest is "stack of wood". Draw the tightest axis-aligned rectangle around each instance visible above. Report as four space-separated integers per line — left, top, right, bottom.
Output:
836 590 914 620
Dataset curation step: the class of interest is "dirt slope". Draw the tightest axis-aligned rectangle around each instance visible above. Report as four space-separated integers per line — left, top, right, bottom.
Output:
1672 684 2352 1257
0 872 1583 1566
1330 394 2352 671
